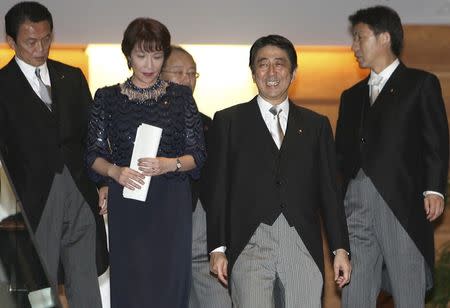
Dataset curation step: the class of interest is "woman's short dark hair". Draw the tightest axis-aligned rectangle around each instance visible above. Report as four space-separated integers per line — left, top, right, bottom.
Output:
5 1 53 41
349 6 403 57
249 34 297 74
121 18 171 68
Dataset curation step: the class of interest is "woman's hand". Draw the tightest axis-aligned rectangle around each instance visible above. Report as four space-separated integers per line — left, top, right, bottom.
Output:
138 157 176 176
107 165 145 190
98 186 108 215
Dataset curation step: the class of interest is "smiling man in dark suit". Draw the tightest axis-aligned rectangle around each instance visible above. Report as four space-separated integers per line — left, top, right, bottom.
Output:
336 6 449 307
0 2 107 307
206 34 351 307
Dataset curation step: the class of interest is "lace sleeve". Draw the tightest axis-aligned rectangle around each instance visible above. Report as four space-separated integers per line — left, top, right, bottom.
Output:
182 92 206 180
85 88 113 186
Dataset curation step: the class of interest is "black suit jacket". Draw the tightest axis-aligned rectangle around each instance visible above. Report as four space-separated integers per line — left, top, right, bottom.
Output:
0 58 108 275
205 97 350 276
335 62 449 273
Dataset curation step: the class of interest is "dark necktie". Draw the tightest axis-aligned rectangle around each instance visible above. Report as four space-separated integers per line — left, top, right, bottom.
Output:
35 68 52 110
269 106 284 147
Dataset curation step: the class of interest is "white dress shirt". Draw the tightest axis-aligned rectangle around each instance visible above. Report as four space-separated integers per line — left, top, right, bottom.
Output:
15 56 51 102
368 59 443 200
368 58 399 99
257 96 289 149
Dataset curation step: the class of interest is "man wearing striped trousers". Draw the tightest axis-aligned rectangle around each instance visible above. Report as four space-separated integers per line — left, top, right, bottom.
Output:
336 6 449 307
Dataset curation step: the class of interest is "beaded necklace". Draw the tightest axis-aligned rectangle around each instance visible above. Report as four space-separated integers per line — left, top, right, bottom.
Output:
120 78 169 103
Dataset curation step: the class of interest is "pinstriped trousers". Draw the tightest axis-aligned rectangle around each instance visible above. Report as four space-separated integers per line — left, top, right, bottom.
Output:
341 169 428 308
230 214 323 308
34 166 102 308
189 202 232 308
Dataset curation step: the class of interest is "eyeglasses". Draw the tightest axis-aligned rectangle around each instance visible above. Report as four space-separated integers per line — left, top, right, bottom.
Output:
162 70 200 79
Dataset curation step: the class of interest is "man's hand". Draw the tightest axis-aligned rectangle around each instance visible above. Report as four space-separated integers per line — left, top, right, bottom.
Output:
333 249 351 288
98 186 108 215
424 194 445 221
210 252 228 286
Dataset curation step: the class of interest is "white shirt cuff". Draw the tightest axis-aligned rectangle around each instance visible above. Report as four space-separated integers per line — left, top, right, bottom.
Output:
423 191 444 199
210 246 226 254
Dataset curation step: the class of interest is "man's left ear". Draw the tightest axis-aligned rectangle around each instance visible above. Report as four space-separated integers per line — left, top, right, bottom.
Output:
290 68 297 83
380 32 391 48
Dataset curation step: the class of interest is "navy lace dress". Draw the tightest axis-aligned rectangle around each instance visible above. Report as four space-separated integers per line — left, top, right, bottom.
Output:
86 79 206 308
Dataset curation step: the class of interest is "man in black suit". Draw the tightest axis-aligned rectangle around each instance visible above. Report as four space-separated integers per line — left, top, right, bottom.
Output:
0 2 107 307
206 34 351 307
336 6 449 307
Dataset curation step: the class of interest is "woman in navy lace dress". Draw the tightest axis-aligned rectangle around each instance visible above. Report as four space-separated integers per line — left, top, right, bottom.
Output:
85 18 205 308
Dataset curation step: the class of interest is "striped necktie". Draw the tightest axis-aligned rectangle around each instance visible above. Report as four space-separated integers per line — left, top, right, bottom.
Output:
269 106 284 148
35 68 52 110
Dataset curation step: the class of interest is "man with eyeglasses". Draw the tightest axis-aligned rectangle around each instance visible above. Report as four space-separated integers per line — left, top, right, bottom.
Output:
162 47 200 90
161 46 232 308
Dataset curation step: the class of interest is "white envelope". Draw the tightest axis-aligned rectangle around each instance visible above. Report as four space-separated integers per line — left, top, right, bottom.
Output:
123 123 162 202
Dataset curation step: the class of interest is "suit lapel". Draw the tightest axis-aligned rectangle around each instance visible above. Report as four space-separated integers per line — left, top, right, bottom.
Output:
7 59 54 115
370 63 405 109
248 97 280 154
281 101 301 152
47 60 65 116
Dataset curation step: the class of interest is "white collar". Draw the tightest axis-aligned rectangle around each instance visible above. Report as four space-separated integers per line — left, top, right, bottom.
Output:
257 95 289 115
15 56 49 78
368 58 400 85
